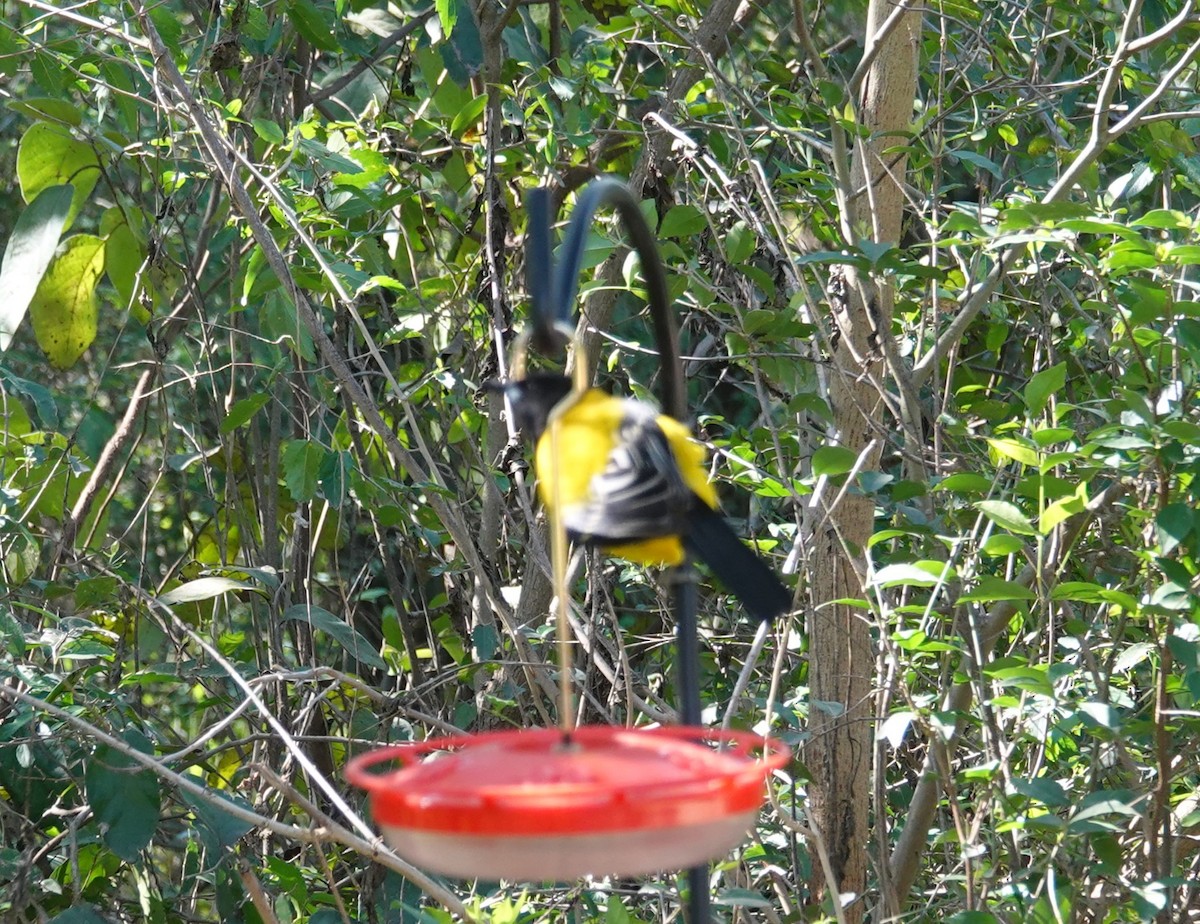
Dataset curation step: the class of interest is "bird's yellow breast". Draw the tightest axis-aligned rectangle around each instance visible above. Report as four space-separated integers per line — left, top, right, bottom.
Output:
533 389 716 566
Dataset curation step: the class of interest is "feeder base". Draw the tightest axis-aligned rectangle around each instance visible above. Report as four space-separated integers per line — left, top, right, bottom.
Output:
380 810 758 881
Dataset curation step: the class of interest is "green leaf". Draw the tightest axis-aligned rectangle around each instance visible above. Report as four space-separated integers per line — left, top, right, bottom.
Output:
282 604 387 670
252 118 285 145
148 5 184 54
472 623 499 661
84 732 160 861
605 896 633 924
985 662 1053 696
949 149 1001 178
724 221 756 263
1009 776 1069 808
436 0 458 36
220 393 272 434
1024 362 1066 417
1057 217 1143 239
438 0 482 83
7 97 83 125
1031 426 1075 448
29 233 105 369
1106 162 1156 202
1066 789 1142 833
857 238 894 266
892 631 958 653
981 534 1024 556
1131 208 1190 229
158 577 265 605
0 184 73 351
75 575 118 608
1049 583 1137 613
1156 502 1195 555
332 149 389 188
319 450 352 504
1040 486 1086 533
956 577 1036 604
987 437 1039 467
975 500 1037 535
795 249 867 268
1165 243 1200 265
2 368 57 427
100 207 146 315
449 93 487 138
935 473 993 494
183 787 255 852
811 445 858 477
261 290 315 361
659 204 706 239
0 607 27 656
871 562 951 588
16 122 100 229
295 137 362 174
283 440 326 501
1077 701 1120 729
288 0 339 51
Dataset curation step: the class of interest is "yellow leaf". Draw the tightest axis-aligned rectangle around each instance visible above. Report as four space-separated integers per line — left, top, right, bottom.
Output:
30 234 104 369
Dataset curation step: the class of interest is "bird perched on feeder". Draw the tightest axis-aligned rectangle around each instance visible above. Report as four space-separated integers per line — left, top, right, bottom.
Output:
497 373 791 624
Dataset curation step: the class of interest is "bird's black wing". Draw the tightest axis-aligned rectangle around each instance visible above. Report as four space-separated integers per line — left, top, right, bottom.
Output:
683 506 792 622
562 408 692 543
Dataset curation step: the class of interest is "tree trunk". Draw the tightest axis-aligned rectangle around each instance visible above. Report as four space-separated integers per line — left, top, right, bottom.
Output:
806 1 921 919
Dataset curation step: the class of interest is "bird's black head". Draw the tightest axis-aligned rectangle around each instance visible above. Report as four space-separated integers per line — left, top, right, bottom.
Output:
488 373 573 442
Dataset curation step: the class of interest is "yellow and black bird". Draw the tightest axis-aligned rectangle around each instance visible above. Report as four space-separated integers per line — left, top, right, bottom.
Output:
499 373 791 623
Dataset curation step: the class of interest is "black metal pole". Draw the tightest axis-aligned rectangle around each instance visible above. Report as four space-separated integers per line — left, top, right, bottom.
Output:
674 565 702 726
528 178 710 923
674 564 711 923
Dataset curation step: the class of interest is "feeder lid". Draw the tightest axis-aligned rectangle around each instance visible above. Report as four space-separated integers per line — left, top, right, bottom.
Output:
346 725 788 837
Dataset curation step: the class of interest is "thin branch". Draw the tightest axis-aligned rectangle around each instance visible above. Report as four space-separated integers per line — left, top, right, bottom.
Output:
309 9 435 104
0 684 473 918
911 250 1011 389
846 0 923 101
885 482 1127 904
16 0 151 48
55 365 157 564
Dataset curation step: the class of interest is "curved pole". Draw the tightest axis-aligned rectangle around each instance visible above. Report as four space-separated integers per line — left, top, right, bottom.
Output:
524 187 569 356
549 178 686 419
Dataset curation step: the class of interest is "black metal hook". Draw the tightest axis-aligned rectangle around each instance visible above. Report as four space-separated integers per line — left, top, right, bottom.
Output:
523 178 685 420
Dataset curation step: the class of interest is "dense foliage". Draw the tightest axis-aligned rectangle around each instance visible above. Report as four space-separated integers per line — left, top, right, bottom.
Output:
3 0 1200 921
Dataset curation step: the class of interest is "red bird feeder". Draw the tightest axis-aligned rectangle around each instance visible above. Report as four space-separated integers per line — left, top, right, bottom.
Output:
348 180 791 911
346 725 788 881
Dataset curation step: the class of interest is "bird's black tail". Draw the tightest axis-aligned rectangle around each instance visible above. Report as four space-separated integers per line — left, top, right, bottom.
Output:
683 506 791 623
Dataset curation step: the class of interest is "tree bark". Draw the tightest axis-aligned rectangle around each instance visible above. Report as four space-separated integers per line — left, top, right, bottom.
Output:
806 1 921 919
